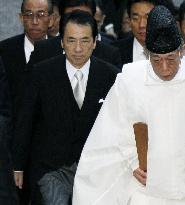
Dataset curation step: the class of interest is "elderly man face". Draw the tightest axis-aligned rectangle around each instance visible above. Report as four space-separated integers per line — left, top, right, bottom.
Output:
19 0 53 44
61 21 96 69
150 49 182 81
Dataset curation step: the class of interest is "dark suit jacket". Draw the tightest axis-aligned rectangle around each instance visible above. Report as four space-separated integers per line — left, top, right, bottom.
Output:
0 34 32 100
112 35 134 65
100 32 115 44
0 57 18 205
13 55 119 181
31 36 122 69
0 34 32 204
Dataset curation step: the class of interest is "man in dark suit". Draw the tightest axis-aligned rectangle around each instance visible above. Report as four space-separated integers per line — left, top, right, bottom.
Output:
112 0 177 65
13 11 119 205
31 0 122 69
0 0 53 98
0 57 19 205
0 0 54 204
112 0 156 65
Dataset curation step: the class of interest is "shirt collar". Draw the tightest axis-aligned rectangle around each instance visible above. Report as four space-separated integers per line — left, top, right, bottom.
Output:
24 35 34 63
133 38 147 62
97 33 101 41
66 58 90 83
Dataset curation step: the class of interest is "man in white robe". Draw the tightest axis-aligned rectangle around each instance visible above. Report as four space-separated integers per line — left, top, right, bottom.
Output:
72 6 185 205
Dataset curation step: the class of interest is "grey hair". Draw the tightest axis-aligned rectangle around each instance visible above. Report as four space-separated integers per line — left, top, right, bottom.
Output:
21 0 53 14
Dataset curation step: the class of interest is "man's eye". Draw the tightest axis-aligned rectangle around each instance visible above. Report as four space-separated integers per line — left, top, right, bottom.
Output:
153 58 160 62
81 40 89 43
24 12 33 16
37 11 48 17
131 16 139 21
67 39 75 43
37 12 45 17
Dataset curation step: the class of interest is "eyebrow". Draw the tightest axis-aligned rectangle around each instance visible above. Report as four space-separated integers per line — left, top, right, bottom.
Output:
167 53 177 57
67 36 91 39
152 53 177 58
131 13 139 16
23 9 47 12
131 12 150 17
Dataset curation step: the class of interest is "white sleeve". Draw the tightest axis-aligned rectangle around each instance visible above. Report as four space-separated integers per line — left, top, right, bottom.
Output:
73 73 139 205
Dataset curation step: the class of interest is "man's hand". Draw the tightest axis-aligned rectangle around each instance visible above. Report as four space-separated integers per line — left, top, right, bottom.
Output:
14 171 23 189
133 168 147 186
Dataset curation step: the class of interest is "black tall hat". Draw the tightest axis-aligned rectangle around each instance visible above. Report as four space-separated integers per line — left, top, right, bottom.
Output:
145 5 182 54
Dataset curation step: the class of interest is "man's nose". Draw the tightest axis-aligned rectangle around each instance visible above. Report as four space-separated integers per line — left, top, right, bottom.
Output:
75 41 83 52
139 17 147 28
32 15 39 24
161 59 168 71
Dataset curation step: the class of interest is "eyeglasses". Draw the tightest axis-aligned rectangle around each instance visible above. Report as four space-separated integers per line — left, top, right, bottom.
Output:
22 11 49 21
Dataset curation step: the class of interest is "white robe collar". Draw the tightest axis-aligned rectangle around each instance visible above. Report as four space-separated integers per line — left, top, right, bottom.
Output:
145 58 185 86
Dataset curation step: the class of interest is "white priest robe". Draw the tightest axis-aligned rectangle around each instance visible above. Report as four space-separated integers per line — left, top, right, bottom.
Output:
73 59 185 205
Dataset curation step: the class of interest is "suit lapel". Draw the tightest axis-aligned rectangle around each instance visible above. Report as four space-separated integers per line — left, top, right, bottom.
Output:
81 57 103 112
12 34 27 70
54 55 79 111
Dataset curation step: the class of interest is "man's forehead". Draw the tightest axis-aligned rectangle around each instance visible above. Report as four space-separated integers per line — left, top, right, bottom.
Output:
66 21 91 29
23 0 49 9
131 2 154 12
151 50 179 57
64 22 92 36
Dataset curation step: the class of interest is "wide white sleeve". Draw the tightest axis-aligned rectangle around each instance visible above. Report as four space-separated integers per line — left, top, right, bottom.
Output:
73 74 140 205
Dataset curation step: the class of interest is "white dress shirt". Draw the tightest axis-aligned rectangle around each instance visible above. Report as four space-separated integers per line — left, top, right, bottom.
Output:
133 38 147 62
66 59 90 95
24 35 34 63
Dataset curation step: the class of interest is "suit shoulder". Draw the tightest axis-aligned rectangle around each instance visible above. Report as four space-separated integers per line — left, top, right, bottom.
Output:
35 36 60 49
0 34 24 48
96 40 119 52
112 36 134 49
33 54 64 72
32 36 61 63
91 56 120 74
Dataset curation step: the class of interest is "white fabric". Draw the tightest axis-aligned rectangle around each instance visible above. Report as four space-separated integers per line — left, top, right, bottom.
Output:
66 59 90 95
133 38 147 62
129 190 185 205
24 35 34 63
73 58 185 205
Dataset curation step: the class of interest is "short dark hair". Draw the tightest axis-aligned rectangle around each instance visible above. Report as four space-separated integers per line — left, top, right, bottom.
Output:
52 0 61 8
21 0 53 14
95 0 105 14
127 0 177 18
59 10 98 41
59 0 96 17
127 0 157 18
179 1 185 24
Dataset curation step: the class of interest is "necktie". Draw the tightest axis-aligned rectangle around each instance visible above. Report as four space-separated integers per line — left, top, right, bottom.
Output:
72 70 85 109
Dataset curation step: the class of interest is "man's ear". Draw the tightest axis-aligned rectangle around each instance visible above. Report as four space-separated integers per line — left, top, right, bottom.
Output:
180 44 185 58
61 40 65 54
61 39 63 48
48 13 55 28
93 36 97 50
